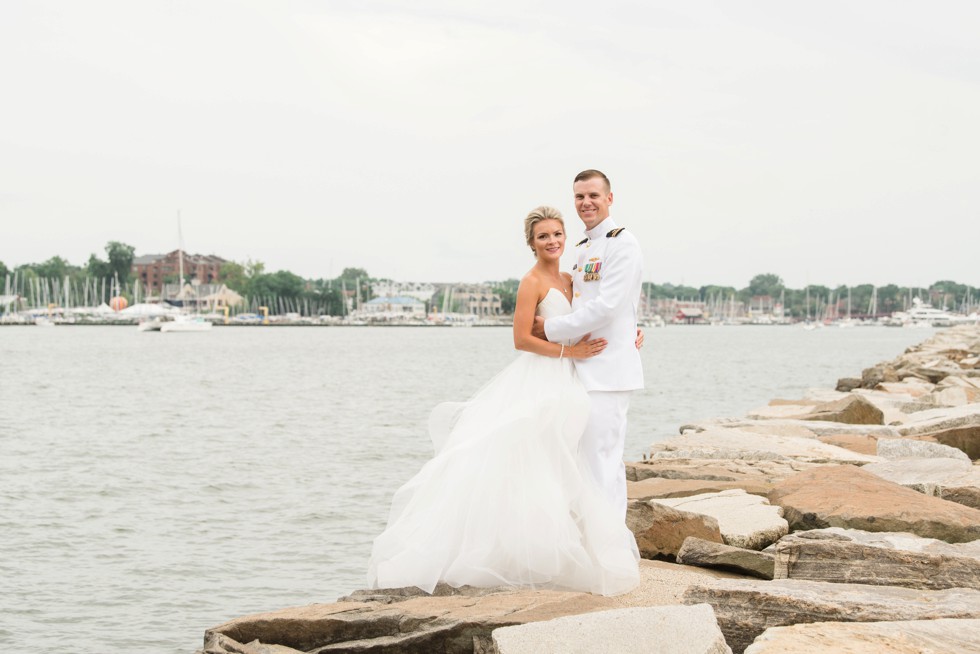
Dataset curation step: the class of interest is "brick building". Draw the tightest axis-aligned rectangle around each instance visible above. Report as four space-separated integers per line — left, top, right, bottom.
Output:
131 250 227 294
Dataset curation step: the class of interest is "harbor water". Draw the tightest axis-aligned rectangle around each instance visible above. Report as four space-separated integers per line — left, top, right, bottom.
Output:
0 324 936 653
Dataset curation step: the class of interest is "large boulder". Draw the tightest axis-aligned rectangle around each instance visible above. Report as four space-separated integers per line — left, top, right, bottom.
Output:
628 477 773 500
491 604 732 654
743 618 980 654
877 438 970 461
862 457 980 509
768 465 980 543
771 537 980 590
772 527 980 558
626 499 723 560
895 404 980 459
650 490 788 551
626 457 815 486
201 562 748 654
679 417 900 440
683 579 980 654
203 586 613 654
798 394 885 425
649 429 879 466
677 537 774 580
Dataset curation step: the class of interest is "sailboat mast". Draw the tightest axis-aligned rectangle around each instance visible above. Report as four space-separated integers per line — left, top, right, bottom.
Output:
177 211 185 288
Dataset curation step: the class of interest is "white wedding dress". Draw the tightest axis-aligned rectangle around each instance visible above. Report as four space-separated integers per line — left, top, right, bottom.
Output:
367 288 640 596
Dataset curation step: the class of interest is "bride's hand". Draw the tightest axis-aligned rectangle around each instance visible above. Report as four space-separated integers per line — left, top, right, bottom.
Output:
635 328 644 350
568 334 607 359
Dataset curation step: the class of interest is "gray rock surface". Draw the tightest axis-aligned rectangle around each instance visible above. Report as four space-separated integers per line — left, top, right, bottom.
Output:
876 437 971 461
683 578 980 654
743 618 980 654
650 429 879 466
772 527 980 558
677 537 774 580
651 490 788 550
771 537 980 590
491 604 732 654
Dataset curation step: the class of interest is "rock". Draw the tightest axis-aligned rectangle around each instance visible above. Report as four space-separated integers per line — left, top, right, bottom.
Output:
862 457 980 509
743 618 980 654
650 490 788 551
815 433 878 455
683 578 980 654
895 404 980 459
774 527 980 558
798 394 885 425
205 587 613 654
835 377 862 393
933 386 980 407
626 458 815 486
650 429 879 466
626 499 723 560
768 465 980 543
677 537 774 580
861 363 900 388
877 437 971 461
203 561 748 654
627 477 772 500
198 633 306 654
772 537 980 590
877 379 936 398
680 417 900 440
491 604 732 654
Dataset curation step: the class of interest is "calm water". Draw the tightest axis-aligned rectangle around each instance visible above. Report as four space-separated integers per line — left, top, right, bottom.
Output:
0 324 935 653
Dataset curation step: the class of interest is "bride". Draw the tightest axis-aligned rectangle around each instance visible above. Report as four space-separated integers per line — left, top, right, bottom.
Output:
367 206 640 596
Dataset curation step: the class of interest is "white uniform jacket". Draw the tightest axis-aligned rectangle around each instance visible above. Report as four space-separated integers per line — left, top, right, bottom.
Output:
544 216 644 392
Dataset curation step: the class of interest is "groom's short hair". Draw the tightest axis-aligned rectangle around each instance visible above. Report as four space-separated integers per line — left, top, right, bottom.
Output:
574 169 611 192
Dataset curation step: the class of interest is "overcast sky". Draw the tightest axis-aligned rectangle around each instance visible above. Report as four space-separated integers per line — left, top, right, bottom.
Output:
2 1 978 290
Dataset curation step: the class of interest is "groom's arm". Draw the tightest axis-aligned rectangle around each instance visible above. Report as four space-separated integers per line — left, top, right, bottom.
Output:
544 239 642 342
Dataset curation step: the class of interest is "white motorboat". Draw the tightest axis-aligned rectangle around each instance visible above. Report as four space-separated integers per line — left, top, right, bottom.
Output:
137 317 164 332
160 315 213 332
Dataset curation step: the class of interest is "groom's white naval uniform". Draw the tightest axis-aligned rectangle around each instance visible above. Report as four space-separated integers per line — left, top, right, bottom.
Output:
544 215 644 520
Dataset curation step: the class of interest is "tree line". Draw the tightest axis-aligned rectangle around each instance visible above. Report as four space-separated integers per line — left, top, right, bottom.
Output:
3 246 976 319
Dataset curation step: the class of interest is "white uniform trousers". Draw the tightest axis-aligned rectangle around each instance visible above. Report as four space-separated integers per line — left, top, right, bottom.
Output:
580 390 632 522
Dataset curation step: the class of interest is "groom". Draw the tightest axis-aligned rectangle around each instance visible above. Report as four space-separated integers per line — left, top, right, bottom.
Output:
533 169 644 520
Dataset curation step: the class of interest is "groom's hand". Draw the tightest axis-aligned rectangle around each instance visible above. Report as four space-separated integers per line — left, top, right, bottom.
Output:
532 316 547 340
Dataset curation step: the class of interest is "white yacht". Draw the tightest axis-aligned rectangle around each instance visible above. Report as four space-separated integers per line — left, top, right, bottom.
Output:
160 314 213 332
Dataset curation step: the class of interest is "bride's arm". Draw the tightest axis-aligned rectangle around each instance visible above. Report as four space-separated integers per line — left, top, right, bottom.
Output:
513 275 606 359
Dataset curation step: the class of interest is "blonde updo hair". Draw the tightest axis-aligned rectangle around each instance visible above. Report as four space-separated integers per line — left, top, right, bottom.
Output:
524 206 564 255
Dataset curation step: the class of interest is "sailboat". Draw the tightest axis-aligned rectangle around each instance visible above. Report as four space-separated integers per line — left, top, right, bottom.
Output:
142 212 213 333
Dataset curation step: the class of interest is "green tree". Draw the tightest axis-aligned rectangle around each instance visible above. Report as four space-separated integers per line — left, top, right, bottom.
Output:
746 273 785 299
0 260 8 282
249 270 305 299
337 267 369 283
86 253 111 279
105 241 136 286
491 279 520 314
219 261 248 293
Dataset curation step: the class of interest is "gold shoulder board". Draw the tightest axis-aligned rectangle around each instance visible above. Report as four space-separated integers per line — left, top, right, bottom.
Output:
576 237 589 246
606 227 626 237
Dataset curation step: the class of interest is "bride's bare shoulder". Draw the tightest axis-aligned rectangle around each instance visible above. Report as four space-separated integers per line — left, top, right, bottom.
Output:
518 270 546 302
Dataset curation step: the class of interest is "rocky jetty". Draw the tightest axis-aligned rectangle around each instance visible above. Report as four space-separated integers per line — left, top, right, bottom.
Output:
198 325 980 654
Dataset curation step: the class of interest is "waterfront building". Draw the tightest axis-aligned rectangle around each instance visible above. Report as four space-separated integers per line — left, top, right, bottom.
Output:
131 250 227 294
158 282 243 309
358 296 426 318
371 281 436 303
444 284 503 317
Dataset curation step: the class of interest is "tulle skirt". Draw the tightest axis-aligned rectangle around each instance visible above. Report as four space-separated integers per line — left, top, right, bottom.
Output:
367 352 640 596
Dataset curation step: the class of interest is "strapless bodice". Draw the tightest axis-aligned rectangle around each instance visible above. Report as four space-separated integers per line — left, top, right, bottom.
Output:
536 287 571 319
537 288 573 345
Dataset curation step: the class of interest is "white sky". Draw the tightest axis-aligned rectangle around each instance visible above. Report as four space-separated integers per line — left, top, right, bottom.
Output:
2 0 978 289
